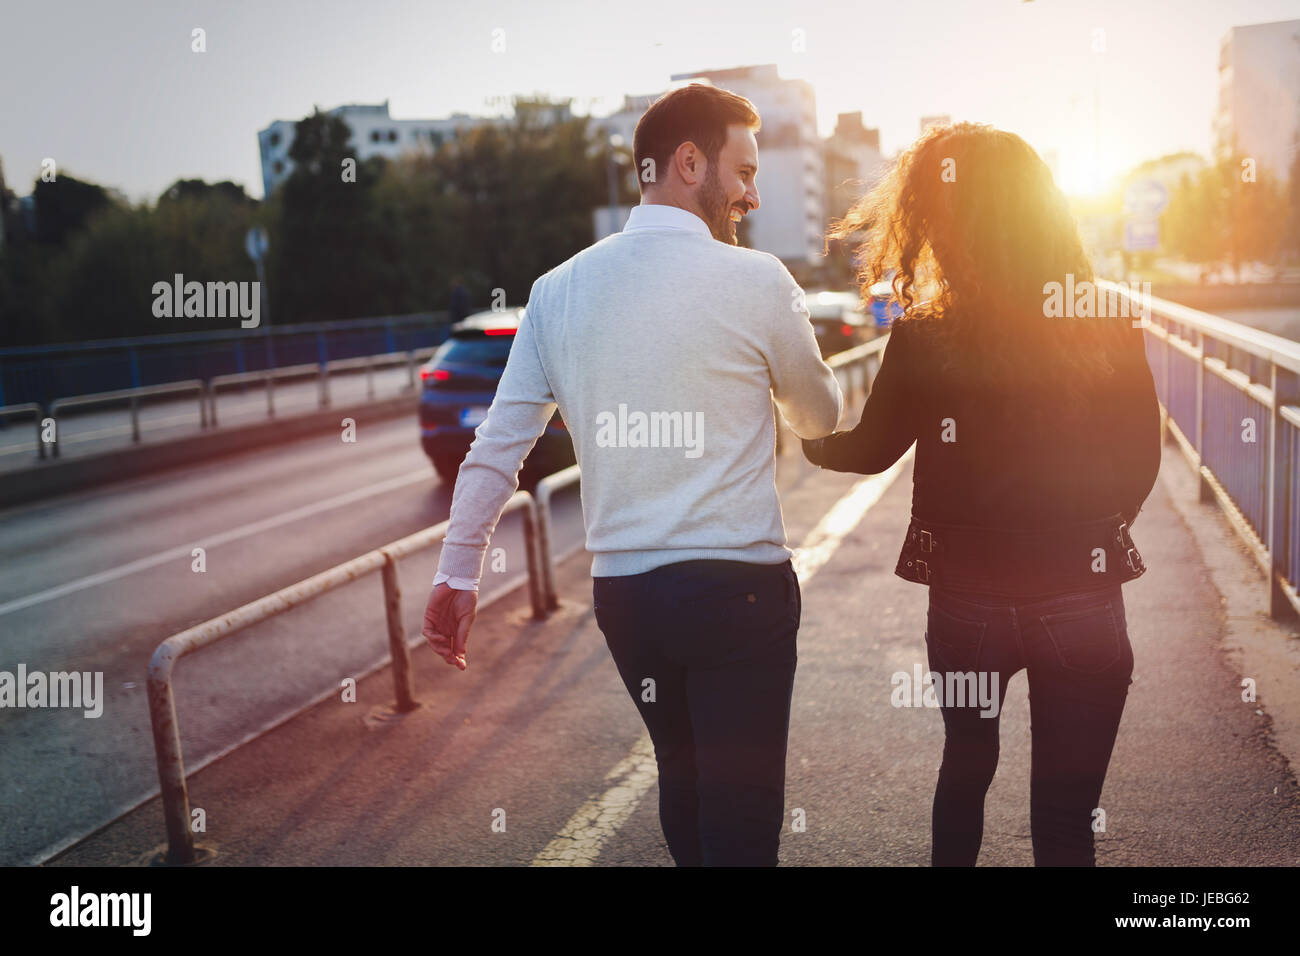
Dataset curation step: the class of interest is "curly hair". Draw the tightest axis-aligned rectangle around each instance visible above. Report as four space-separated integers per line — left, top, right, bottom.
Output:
829 122 1129 412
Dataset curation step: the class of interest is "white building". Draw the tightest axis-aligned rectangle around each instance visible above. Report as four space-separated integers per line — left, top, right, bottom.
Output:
657 65 825 273
594 92 662 152
1214 19 1300 179
256 101 511 197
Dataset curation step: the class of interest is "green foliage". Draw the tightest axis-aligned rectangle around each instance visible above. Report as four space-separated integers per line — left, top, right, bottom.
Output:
1 98 638 346
31 174 113 244
1164 156 1293 272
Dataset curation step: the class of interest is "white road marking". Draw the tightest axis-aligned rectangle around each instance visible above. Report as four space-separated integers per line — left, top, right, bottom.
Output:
530 449 913 866
0 467 434 617
530 735 659 867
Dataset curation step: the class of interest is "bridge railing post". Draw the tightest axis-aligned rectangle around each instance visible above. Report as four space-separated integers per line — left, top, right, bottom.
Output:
381 551 419 712
1268 364 1299 621
534 465 581 612
1196 329 1213 503
146 644 198 865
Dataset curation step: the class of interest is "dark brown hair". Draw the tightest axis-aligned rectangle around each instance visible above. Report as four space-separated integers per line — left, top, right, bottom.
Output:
633 83 760 190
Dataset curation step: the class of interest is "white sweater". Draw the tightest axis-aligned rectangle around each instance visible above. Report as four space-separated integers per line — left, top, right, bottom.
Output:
435 203 844 582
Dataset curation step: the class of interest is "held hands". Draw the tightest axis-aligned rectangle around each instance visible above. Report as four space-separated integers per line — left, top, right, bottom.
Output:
801 436 826 466
422 582 479 670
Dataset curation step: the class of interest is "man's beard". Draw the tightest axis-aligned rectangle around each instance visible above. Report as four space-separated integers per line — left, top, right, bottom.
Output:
699 166 741 244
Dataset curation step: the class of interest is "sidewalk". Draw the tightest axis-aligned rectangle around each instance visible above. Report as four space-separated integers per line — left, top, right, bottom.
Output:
48 447 1300 866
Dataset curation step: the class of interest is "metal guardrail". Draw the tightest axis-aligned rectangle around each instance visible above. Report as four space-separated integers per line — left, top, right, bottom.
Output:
1105 280 1300 620
535 465 581 610
826 334 889 397
146 490 543 864
0 402 47 459
49 381 207 458
207 348 438 425
11 345 442 458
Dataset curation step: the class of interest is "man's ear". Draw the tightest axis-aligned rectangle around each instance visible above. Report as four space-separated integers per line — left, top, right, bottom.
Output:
673 141 705 186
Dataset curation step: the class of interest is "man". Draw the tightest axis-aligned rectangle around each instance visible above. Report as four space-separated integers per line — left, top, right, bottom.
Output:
422 83 842 866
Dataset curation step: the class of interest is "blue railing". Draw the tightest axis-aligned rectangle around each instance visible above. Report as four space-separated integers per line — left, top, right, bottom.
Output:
1120 280 1300 619
0 313 451 410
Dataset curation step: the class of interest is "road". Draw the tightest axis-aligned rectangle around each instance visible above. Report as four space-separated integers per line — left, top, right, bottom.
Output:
0 413 585 865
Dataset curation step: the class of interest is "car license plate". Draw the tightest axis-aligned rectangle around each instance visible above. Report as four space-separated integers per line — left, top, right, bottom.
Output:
460 406 490 428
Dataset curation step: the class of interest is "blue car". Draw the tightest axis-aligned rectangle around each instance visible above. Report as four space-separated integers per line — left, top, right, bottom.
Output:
419 308 575 486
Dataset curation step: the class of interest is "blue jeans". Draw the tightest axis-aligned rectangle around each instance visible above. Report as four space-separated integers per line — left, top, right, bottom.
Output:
924 584 1134 866
593 559 800 866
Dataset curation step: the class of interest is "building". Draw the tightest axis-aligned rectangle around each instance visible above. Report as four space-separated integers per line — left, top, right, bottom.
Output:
920 114 952 136
824 111 889 222
1214 19 1300 179
665 65 826 274
256 100 514 197
594 92 662 152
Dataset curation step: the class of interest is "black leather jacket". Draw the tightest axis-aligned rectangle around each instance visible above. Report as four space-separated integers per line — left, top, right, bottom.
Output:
803 315 1161 590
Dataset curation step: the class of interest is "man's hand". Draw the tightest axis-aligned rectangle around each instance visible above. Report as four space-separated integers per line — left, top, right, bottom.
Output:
422 583 478 670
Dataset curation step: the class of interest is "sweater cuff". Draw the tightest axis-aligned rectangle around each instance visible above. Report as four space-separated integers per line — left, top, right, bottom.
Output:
437 541 488 581
433 571 480 591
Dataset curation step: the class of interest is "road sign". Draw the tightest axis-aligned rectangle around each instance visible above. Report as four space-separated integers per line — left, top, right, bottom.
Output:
244 226 269 263
1123 178 1169 218
1124 218 1159 252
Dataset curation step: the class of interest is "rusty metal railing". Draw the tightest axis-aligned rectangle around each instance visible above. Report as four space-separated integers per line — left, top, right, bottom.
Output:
534 465 581 610
146 490 543 864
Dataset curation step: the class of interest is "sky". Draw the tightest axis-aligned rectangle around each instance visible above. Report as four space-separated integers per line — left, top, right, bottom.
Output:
1 0 1297 203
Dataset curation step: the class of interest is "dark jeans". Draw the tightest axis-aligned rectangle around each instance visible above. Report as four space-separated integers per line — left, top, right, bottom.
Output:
592 558 801 866
924 584 1134 867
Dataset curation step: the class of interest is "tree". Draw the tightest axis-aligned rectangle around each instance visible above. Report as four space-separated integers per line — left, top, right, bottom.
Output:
272 108 392 323
31 174 115 245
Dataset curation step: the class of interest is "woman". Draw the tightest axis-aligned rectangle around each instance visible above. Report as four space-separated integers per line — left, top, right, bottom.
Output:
804 122 1161 866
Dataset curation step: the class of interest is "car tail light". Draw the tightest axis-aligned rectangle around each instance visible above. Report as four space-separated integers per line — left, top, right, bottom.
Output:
841 324 854 337
421 367 451 382
484 328 516 336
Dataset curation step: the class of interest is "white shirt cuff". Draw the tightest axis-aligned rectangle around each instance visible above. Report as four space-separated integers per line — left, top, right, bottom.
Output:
433 571 480 591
